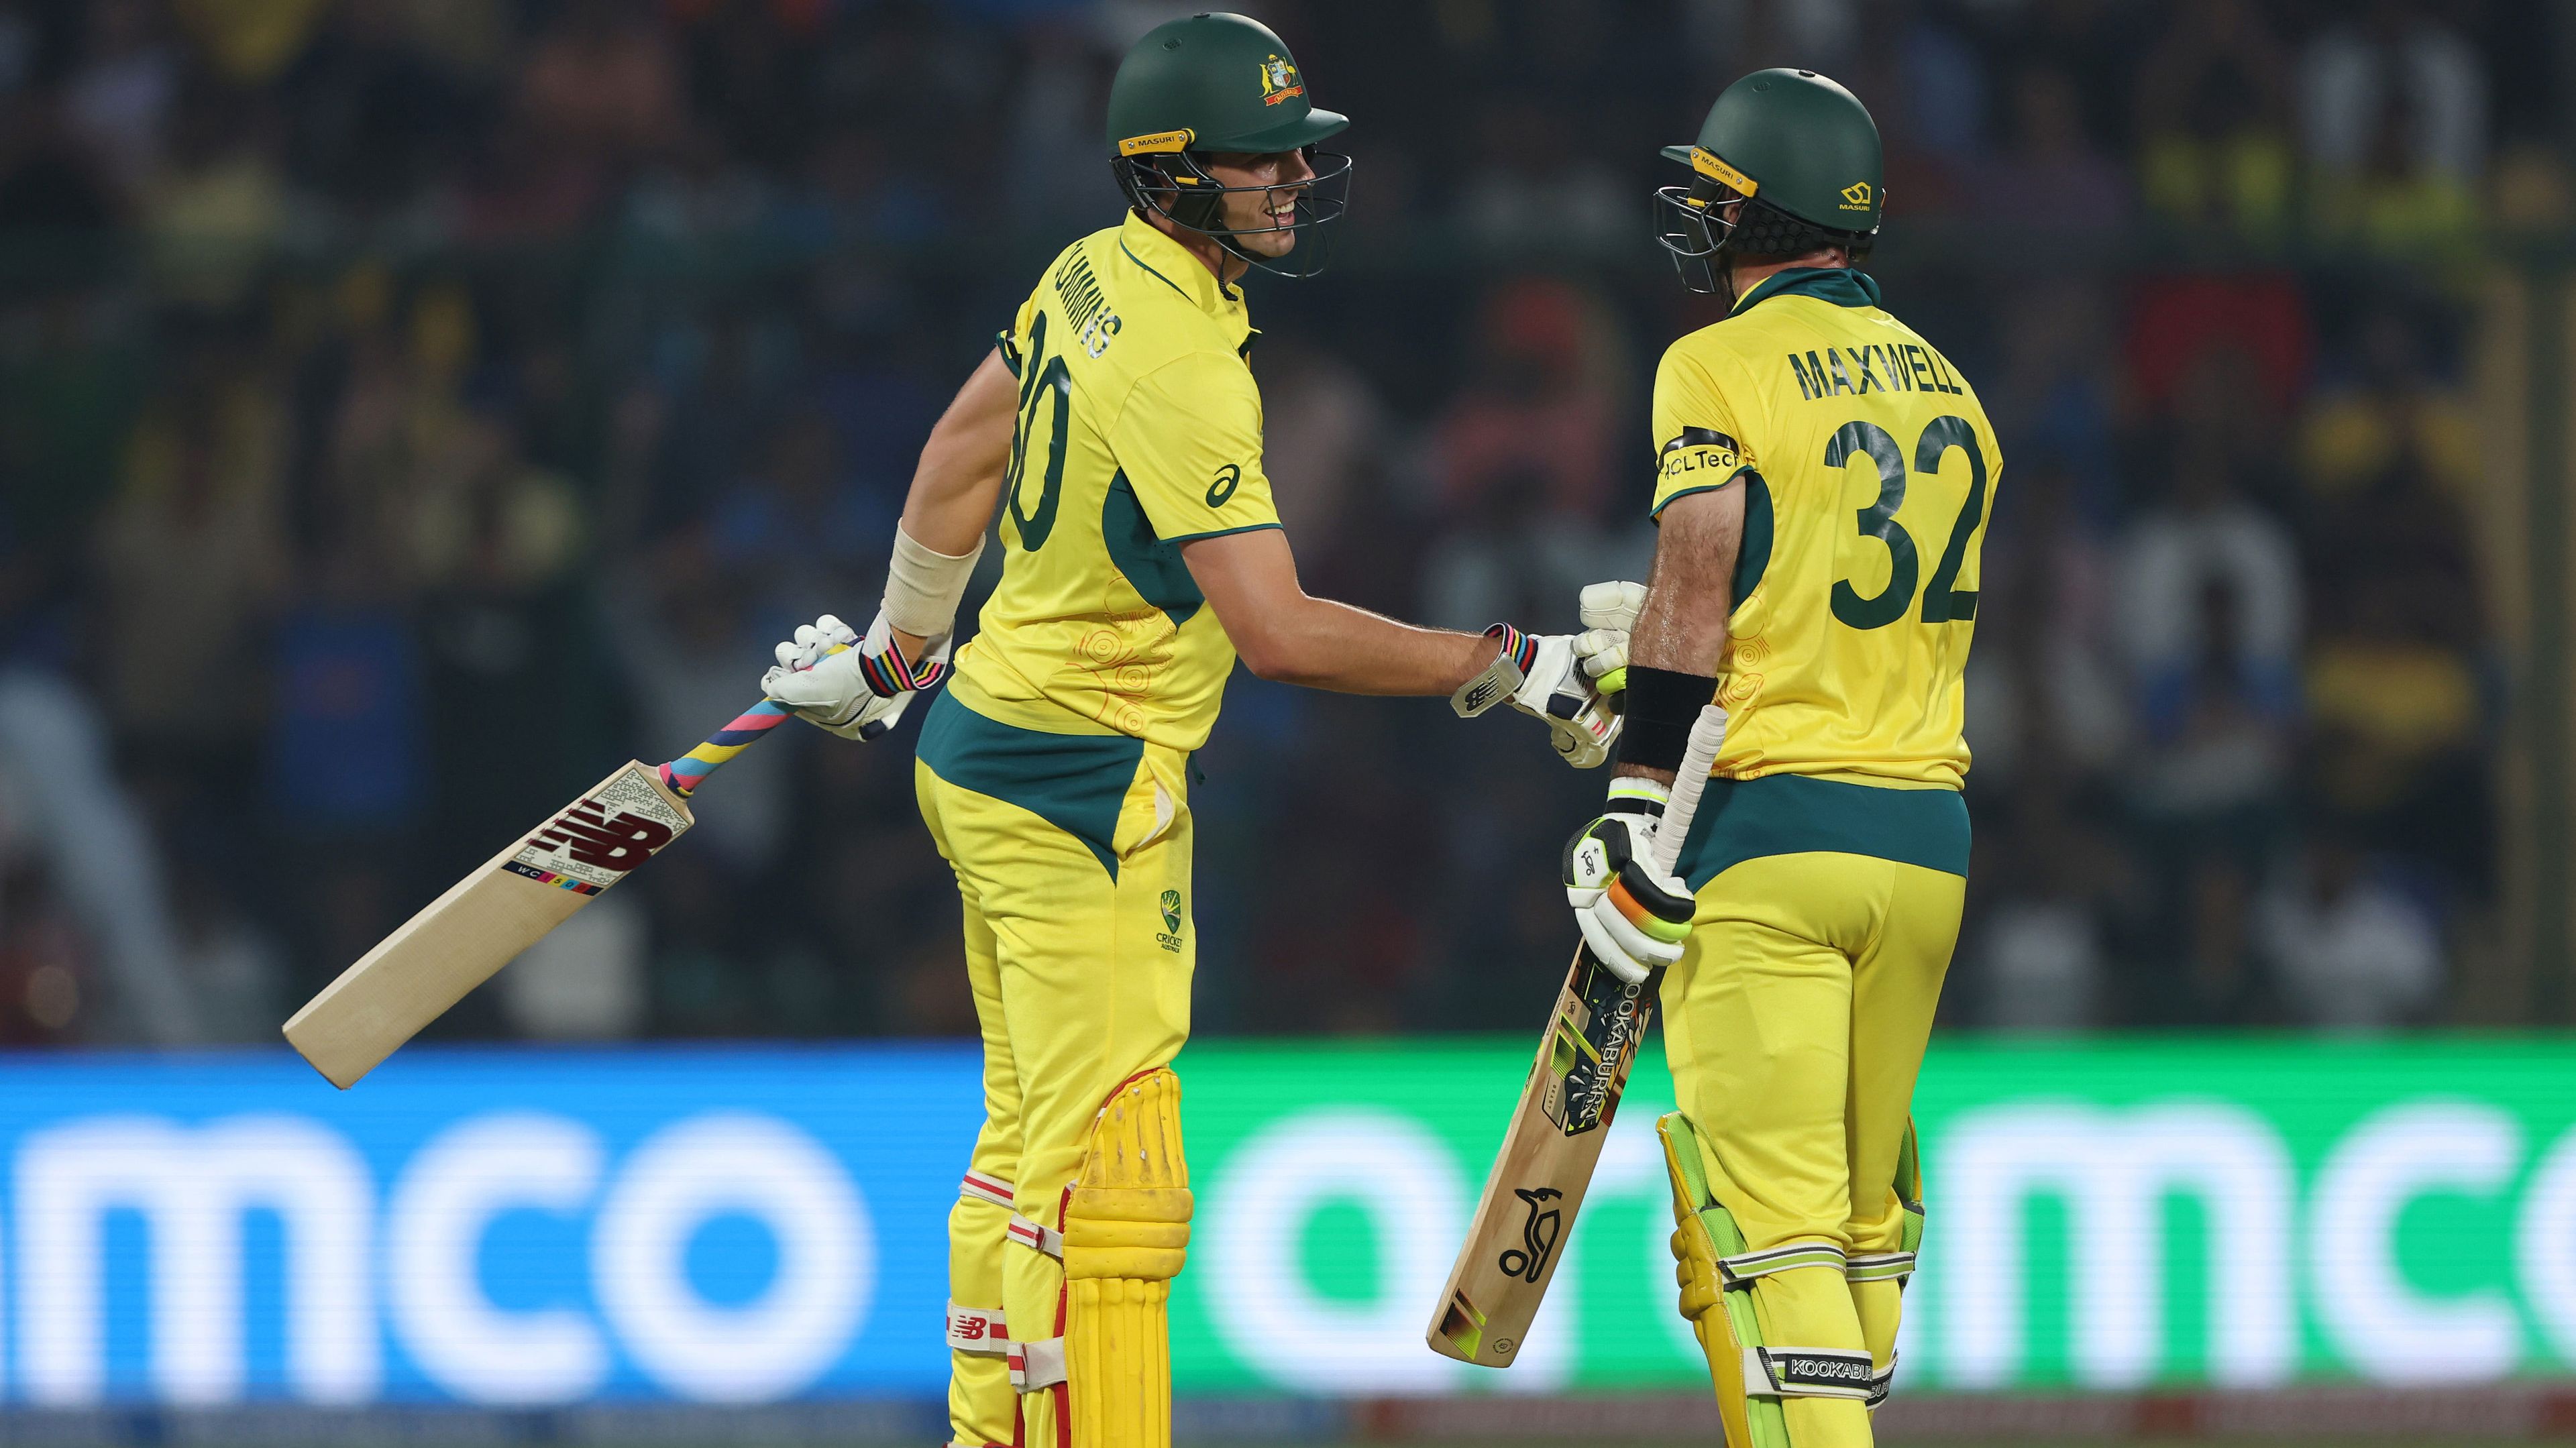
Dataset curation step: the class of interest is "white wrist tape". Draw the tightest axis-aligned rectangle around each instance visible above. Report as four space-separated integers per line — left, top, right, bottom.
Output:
883 524 984 640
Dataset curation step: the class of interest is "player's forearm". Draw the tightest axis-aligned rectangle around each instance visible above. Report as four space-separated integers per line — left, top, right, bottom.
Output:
1616 485 1746 782
1182 527 1499 695
1236 593 1499 695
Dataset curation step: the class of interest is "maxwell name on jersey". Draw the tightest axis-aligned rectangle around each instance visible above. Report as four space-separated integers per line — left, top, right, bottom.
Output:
1783 339 1969 402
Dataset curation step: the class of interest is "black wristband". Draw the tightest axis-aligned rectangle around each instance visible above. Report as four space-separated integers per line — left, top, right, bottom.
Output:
1617 665 1719 773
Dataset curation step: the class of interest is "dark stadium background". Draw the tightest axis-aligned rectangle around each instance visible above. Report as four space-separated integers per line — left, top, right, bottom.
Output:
0 1 2567 1443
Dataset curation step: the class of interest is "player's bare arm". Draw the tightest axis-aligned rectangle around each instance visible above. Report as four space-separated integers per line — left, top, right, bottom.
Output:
1612 483 1747 785
892 345 1020 601
1183 526 1633 765
1181 526 1512 694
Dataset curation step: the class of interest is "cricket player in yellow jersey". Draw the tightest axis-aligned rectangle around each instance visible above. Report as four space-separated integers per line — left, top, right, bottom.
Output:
756 15 1635 1448
1558 70 1998 1448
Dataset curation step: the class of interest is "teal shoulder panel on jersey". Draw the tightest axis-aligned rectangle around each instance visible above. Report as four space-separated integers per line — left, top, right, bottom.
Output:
916 692 1144 877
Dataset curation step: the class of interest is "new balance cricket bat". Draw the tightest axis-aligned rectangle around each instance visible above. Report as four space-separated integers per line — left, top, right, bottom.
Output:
1427 704 1729 1366
282 691 813 1089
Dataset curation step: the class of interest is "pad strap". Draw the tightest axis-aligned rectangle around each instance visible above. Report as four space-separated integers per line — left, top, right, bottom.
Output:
1719 1241 1847 1287
1007 1336 1067 1392
1845 1249 1916 1284
1742 1345 1878 1400
960 1170 1014 1209
945 1302 1008 1355
1867 1353 1898 1410
1007 1213 1063 1260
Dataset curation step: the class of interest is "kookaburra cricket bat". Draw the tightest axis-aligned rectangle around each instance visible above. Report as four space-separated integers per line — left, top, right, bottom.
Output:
282 686 821 1089
1428 704 1729 1366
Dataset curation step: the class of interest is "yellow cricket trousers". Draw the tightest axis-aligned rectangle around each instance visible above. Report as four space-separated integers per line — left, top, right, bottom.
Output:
914 691 1197 1448
1663 774 1968 1448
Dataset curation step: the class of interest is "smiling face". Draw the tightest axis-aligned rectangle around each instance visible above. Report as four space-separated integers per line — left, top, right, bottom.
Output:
1201 148 1320 260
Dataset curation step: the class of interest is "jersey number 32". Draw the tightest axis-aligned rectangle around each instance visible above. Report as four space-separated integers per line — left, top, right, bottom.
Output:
1825 415 1990 630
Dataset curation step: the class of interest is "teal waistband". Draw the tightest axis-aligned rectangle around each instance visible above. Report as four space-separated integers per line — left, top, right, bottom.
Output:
915 692 1144 877
1670 774 1970 889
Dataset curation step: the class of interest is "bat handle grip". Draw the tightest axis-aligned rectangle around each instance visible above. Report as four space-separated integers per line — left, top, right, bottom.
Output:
654 643 857 799
657 700 795 798
1649 705 1729 876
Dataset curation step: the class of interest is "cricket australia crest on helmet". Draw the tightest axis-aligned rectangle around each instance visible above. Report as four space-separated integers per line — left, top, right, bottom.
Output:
1258 53 1303 105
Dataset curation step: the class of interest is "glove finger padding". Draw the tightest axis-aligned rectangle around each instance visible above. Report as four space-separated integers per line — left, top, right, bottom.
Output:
1571 626 1630 679
759 608 953 740
1579 580 1648 632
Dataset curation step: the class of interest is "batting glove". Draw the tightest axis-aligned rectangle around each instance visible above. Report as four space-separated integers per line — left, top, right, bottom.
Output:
1452 622 1624 769
1571 579 1646 695
1561 777 1696 984
760 610 952 741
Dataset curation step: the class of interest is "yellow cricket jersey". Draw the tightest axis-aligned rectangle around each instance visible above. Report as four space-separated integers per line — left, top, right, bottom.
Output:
947 212 1283 753
1650 268 2000 791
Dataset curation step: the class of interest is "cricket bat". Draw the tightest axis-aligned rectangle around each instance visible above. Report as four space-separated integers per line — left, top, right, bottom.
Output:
282 679 833 1089
1427 704 1729 1367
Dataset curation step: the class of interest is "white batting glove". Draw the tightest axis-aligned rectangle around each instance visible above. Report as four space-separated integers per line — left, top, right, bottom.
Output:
1572 580 1646 694
759 610 953 741
1451 623 1622 769
1561 776 1695 984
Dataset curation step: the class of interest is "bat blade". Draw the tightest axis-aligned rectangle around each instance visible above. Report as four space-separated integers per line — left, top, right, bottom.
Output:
282 761 693 1088
1430 704 1729 1367
1426 944 1652 1366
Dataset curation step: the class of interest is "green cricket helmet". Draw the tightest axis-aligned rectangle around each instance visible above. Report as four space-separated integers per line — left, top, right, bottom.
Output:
1106 13 1352 280
1654 68 1883 295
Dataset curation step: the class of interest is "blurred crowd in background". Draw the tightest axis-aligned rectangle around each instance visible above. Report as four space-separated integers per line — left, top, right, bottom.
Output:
0 0 2548 1046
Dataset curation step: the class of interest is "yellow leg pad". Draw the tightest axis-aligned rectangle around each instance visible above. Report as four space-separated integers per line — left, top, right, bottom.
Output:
1061 1069 1192 1448
1661 1113 1788 1448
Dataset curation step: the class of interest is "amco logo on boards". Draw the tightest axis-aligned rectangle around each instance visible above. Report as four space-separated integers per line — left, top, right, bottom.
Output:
1923 1099 2576 1388
5 1110 873 1405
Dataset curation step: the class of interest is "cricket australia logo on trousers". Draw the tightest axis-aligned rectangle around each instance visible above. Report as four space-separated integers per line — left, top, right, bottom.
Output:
1497 1186 1562 1282
1157 889 1185 952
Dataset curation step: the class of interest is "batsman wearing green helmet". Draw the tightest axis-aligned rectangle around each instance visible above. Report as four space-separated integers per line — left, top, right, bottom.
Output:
757 15 1634 1448
1557 70 2000 1447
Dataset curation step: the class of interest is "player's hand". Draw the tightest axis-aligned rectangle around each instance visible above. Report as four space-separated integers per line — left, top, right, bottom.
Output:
1561 776 1695 984
1452 623 1624 768
760 610 952 741
1572 579 1646 695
